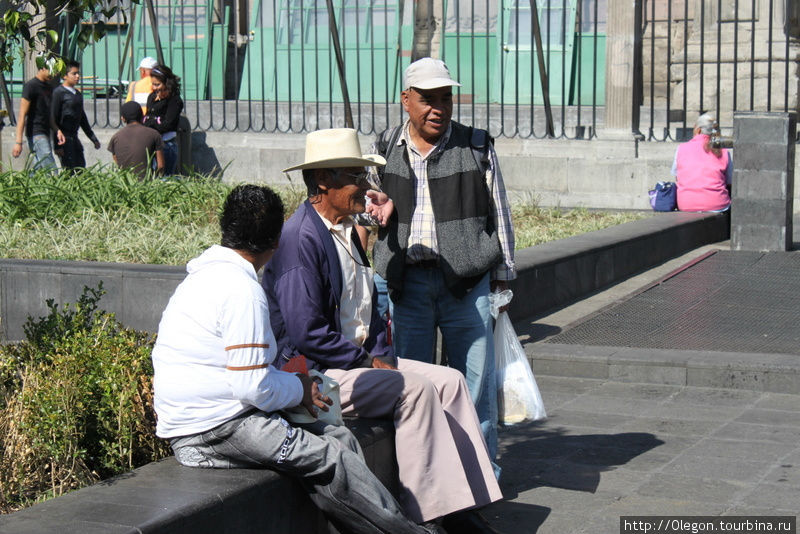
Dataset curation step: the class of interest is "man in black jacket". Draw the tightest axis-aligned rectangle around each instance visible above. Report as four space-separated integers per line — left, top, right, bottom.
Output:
51 60 101 171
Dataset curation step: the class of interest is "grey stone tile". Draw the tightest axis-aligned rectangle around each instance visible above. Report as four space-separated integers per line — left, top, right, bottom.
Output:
617 416 721 438
682 438 796 461
636 473 749 504
534 358 609 379
591 466 650 495
712 422 800 444
615 451 678 473
739 483 800 511
609 363 688 385
560 395 661 416
534 375 604 395
661 455 774 483
537 392 582 410
508 485 619 513
521 459 604 493
667 387 764 407
641 403 746 422
534 512 599 534
606 494 728 516
756 393 800 412
735 408 800 428
725 505 800 516
588 381 682 401
544 409 630 430
761 456 800 489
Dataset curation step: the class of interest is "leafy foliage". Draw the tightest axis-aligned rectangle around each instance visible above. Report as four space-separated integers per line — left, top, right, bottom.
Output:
0 0 133 73
0 165 230 225
0 285 169 512
0 166 307 265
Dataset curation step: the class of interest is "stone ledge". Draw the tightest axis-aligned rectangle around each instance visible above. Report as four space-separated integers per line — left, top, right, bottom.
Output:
1 211 729 341
508 211 730 319
528 343 800 393
0 418 397 534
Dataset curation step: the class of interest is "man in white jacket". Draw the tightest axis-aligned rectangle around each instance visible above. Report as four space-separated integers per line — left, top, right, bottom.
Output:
151 184 439 534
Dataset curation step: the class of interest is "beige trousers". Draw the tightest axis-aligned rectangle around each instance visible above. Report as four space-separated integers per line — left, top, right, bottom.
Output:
325 358 503 523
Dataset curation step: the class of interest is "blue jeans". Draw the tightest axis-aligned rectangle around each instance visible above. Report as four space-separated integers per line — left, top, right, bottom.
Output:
373 272 390 320
170 411 428 534
391 267 498 462
163 138 178 175
28 134 57 171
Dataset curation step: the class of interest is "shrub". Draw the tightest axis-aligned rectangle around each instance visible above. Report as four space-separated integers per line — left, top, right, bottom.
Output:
0 285 169 513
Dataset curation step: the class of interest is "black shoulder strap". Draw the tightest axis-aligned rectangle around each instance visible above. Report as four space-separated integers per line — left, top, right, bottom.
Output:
377 125 403 159
469 127 493 175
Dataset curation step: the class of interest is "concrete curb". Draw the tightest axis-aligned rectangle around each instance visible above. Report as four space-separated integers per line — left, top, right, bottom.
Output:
527 342 800 393
508 211 730 319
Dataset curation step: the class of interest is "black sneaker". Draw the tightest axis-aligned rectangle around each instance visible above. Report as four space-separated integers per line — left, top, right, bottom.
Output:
441 510 500 534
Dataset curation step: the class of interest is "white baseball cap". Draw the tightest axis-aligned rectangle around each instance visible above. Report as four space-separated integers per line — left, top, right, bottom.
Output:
403 57 461 90
139 57 158 69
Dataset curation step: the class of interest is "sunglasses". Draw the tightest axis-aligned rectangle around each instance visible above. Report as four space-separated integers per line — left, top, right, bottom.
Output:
329 169 374 189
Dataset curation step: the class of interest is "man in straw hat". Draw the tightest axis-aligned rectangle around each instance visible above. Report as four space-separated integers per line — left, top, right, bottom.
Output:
153 184 437 534
263 128 503 534
369 58 517 467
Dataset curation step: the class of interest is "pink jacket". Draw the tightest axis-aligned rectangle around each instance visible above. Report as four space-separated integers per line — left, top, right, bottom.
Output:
673 134 732 212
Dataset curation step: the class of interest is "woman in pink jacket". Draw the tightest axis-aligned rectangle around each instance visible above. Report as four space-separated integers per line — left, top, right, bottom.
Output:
671 113 733 212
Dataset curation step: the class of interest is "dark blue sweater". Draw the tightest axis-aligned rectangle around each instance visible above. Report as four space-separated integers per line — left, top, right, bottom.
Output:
262 200 393 373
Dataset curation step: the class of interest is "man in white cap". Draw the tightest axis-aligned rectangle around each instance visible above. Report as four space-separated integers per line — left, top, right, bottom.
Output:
370 57 517 471
125 56 157 114
263 128 503 534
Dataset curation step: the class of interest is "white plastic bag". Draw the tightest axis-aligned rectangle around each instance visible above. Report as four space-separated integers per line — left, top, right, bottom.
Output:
282 369 344 426
489 290 547 424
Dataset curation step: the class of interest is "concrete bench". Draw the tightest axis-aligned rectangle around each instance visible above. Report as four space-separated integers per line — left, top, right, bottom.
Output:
0 418 398 534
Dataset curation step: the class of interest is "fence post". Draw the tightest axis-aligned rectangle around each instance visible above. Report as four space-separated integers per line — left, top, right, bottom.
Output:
603 0 639 137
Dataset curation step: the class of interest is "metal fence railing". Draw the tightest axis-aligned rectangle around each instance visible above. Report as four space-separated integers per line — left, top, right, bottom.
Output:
5 0 795 141
636 0 800 141
2 0 607 139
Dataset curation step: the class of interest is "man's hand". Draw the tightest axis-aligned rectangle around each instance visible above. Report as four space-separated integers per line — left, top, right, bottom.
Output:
297 373 332 418
365 190 394 226
371 356 397 370
56 130 66 146
11 143 23 158
93 139 101 150
490 280 510 314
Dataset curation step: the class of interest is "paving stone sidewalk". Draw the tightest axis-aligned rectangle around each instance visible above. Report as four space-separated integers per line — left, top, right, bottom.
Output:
481 375 800 534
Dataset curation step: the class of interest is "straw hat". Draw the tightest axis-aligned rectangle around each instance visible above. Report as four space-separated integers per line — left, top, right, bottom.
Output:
283 128 386 172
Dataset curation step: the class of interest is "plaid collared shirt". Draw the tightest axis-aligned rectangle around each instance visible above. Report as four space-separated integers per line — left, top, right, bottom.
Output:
370 120 516 281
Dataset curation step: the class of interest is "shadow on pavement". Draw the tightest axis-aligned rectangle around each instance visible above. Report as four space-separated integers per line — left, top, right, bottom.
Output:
483 501 551 534
513 321 563 343
497 421 663 496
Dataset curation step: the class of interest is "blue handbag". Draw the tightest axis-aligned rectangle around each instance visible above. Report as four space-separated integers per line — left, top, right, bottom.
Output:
649 181 677 211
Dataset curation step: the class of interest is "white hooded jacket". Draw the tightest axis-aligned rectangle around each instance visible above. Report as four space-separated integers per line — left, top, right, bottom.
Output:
152 245 303 438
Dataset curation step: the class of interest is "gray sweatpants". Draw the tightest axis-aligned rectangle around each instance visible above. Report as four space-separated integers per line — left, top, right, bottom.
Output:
170 410 427 534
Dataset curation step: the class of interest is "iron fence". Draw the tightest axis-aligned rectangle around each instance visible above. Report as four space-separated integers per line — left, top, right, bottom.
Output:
5 0 796 141
637 0 800 141
2 0 606 139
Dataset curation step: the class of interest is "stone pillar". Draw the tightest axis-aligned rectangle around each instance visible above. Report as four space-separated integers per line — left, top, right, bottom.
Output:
731 112 796 251
603 0 637 135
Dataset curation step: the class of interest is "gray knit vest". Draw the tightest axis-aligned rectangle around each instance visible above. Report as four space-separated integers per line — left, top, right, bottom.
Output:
373 122 502 299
